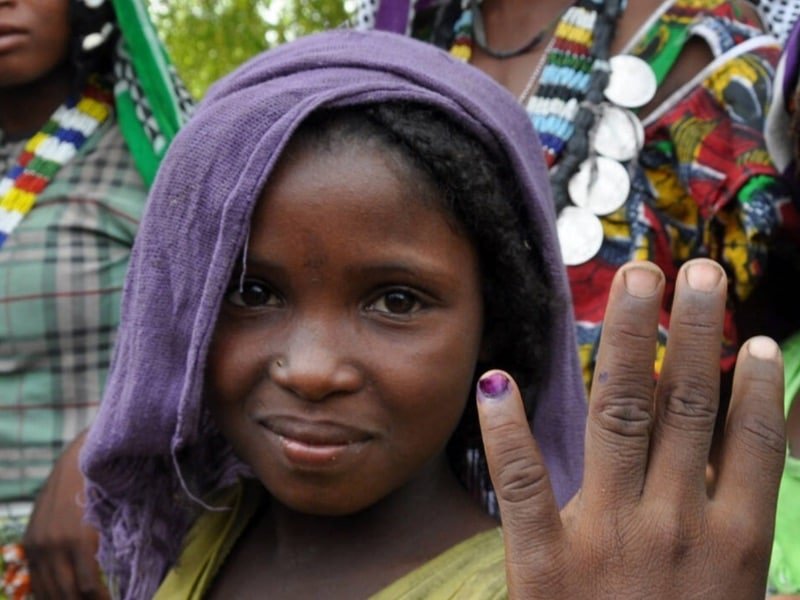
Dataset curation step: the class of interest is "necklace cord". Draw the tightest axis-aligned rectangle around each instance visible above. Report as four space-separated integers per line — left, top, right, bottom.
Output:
550 0 626 213
470 0 575 60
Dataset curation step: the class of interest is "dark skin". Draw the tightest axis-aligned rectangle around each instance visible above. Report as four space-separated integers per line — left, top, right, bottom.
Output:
479 258 786 598
205 138 495 597
0 0 72 136
470 0 761 117
202 130 785 597
0 0 108 597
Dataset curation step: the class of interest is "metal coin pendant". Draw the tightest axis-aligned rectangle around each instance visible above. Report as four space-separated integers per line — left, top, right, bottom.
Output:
593 104 644 162
604 55 657 108
568 156 631 216
557 206 604 266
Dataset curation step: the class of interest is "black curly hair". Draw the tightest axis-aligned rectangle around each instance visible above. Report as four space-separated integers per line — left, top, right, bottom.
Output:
288 102 554 508
68 0 119 89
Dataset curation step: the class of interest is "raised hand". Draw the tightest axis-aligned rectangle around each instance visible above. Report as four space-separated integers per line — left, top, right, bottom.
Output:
477 258 785 599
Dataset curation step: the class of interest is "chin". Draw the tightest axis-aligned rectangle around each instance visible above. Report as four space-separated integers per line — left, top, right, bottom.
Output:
271 487 384 517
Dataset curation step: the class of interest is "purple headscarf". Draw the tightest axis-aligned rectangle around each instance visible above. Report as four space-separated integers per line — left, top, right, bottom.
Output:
765 17 800 177
81 29 586 598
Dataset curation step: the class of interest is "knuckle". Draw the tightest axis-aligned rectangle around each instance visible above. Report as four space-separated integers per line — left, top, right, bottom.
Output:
592 393 653 439
650 505 706 564
660 381 717 430
724 513 764 552
491 449 550 506
732 413 786 460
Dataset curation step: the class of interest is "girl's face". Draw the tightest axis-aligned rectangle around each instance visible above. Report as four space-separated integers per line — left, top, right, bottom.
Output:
206 137 485 515
0 0 71 89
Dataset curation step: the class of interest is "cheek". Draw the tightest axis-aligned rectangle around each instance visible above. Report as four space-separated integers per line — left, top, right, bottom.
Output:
35 4 71 62
379 322 483 460
204 321 262 409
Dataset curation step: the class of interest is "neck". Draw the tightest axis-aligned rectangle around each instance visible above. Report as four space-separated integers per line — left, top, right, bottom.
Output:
264 454 495 568
0 64 74 139
477 0 574 54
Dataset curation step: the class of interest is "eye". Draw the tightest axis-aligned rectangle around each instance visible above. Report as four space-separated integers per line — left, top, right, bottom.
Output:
225 279 282 308
367 289 424 316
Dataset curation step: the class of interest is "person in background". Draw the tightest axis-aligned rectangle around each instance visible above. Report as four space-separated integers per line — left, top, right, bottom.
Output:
0 0 192 597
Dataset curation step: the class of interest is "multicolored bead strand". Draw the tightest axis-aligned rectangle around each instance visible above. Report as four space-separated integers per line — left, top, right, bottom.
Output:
0 83 112 248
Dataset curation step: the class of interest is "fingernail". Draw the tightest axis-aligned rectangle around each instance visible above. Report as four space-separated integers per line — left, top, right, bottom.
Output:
686 261 722 291
748 336 779 360
478 372 510 403
623 265 660 298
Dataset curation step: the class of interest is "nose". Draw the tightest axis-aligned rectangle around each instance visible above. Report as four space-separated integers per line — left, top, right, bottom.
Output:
269 319 363 402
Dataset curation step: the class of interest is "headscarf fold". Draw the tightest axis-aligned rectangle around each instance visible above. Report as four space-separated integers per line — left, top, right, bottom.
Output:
81 29 586 598
765 15 800 178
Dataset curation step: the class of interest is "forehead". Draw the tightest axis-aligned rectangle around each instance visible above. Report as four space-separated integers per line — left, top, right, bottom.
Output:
246 138 473 267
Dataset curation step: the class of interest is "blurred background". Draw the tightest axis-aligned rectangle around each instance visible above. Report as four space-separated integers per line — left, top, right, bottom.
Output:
146 0 355 98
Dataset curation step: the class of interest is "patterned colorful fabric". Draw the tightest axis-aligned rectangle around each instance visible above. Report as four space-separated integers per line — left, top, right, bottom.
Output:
0 544 29 600
0 119 146 503
568 0 795 388
444 0 797 390
0 83 112 249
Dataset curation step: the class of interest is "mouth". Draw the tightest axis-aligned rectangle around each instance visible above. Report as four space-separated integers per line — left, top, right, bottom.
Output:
0 24 25 36
259 416 373 469
0 25 26 52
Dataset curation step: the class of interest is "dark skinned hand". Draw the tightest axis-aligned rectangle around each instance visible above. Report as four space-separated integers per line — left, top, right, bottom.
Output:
477 258 785 598
23 430 109 599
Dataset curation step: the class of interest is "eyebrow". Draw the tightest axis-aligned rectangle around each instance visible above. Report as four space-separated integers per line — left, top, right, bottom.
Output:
239 256 463 288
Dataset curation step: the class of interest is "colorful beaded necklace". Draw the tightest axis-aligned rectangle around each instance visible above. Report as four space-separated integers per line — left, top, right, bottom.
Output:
450 1 607 168
0 82 112 249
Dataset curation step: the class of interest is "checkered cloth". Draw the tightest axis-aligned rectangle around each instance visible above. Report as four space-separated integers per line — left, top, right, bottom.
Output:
0 116 146 504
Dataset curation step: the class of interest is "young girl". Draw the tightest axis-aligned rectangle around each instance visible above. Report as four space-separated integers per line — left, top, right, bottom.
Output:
81 30 785 599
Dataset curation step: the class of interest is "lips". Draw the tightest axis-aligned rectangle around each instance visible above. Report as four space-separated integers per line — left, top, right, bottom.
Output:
0 24 26 53
260 416 373 446
259 416 373 469
0 24 25 36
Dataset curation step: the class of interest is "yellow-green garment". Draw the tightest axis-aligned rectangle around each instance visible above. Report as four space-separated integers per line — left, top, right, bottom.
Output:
768 331 800 595
154 481 507 599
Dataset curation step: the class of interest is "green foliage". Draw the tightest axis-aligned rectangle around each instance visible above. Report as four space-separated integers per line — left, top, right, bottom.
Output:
147 0 353 99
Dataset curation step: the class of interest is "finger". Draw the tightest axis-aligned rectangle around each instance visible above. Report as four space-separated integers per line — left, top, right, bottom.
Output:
646 259 726 502
476 370 563 594
583 261 664 508
713 336 785 518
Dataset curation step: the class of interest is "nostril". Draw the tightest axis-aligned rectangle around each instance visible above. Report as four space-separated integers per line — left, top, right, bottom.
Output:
268 353 362 402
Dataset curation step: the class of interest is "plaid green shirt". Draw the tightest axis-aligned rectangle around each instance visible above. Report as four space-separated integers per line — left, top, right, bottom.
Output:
0 116 146 503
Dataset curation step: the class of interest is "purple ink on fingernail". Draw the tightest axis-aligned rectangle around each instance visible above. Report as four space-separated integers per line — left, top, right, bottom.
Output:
478 372 509 400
